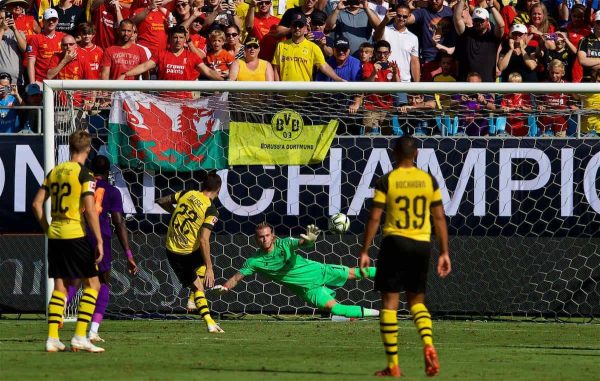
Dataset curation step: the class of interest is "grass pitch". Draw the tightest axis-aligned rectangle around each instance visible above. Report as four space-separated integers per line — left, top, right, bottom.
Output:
1 316 599 381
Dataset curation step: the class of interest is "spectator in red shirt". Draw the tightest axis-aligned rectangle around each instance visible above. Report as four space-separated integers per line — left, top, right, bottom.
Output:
77 23 104 80
5 0 41 37
119 25 221 99
27 8 66 85
204 28 234 79
537 59 579 137
100 19 149 79
91 0 126 50
245 0 278 60
130 0 174 58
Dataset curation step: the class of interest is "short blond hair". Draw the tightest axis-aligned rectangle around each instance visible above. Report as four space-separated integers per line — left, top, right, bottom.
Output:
548 59 565 73
69 130 92 154
209 29 225 41
508 72 522 82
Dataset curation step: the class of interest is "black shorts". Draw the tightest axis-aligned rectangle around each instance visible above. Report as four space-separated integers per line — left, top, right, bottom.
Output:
166 249 205 288
48 237 98 279
374 235 431 294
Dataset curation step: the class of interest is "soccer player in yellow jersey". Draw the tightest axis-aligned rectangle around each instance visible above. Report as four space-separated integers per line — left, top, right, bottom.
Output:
32 130 105 353
156 173 224 333
359 136 451 377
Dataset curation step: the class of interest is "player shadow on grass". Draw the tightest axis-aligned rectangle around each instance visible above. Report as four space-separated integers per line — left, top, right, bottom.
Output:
194 366 366 376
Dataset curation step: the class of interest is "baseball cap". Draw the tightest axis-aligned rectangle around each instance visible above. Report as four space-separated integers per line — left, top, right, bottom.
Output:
510 23 528 34
244 37 260 48
26 83 42 96
310 11 327 26
291 13 309 27
43 8 59 20
334 37 350 50
472 8 489 20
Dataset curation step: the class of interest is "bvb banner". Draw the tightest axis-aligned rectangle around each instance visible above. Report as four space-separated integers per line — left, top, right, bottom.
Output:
228 109 338 165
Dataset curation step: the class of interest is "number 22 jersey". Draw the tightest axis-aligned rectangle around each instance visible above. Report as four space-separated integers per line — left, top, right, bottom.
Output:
42 161 96 239
373 167 442 242
165 190 219 255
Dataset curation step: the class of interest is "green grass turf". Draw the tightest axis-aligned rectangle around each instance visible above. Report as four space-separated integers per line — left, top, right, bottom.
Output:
1 317 599 381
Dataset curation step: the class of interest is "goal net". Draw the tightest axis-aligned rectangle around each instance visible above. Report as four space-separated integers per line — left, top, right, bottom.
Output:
44 80 600 321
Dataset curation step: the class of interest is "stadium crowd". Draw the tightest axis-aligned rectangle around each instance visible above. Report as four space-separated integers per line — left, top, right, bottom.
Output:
0 0 599 135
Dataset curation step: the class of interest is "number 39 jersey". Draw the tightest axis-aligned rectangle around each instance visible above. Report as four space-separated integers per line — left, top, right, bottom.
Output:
165 190 219 255
42 162 96 239
373 167 442 242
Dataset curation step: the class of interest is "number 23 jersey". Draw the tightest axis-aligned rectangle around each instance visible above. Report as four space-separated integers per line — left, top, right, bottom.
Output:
373 167 442 242
42 161 96 239
166 190 219 255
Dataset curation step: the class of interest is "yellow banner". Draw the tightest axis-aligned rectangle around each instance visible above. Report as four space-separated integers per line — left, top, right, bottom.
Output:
228 109 338 165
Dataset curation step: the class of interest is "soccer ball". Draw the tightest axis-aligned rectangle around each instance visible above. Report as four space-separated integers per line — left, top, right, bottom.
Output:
329 213 350 233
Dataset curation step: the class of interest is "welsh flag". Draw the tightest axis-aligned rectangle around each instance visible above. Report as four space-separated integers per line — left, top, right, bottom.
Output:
108 91 228 171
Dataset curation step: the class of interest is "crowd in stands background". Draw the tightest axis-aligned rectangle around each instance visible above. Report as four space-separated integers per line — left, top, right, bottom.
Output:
0 0 599 135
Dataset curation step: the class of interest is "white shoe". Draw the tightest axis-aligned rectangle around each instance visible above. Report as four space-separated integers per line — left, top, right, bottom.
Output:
71 335 105 353
207 323 224 333
88 331 105 343
186 299 197 312
45 338 66 352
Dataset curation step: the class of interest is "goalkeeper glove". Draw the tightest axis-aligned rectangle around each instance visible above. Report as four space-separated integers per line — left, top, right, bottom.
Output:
300 224 321 243
212 285 229 295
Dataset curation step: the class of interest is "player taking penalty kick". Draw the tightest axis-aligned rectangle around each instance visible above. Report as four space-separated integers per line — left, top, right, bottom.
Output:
32 130 105 353
214 222 379 319
359 136 451 377
156 173 224 333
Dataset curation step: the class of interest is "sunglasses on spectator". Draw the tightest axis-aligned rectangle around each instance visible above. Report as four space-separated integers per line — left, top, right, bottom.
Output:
225 32 239 37
396 15 409 19
258 1 271 4
176 2 189 6
245 44 259 50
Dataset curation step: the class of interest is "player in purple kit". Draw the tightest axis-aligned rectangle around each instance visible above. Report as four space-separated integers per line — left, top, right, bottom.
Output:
67 155 138 342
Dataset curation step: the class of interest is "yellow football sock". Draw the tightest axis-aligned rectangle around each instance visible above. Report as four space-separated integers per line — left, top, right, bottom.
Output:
189 266 207 306
74 288 98 337
411 303 433 346
48 290 66 339
194 290 215 325
380 309 399 368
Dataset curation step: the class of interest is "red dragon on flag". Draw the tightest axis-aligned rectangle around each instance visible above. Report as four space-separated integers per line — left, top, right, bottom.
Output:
108 92 228 171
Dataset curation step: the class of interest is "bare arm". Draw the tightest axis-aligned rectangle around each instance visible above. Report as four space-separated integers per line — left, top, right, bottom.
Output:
27 57 36 84
31 187 49 233
120 60 157 79
431 204 451 277
358 206 383 276
490 6 504 40
410 54 420 82
83 194 104 264
578 50 600 69
228 59 240 80
111 211 139 275
198 227 215 288
223 271 245 290
373 10 393 42
6 18 26 52
453 0 466 36
245 0 256 30
325 4 342 31
272 63 280 81
156 193 176 213
130 7 152 24
265 61 274 81
364 0 380 28
198 62 224 80
100 65 111 80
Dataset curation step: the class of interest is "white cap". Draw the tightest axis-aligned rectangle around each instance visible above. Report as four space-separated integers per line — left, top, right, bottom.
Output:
43 8 59 20
510 23 528 34
472 8 489 20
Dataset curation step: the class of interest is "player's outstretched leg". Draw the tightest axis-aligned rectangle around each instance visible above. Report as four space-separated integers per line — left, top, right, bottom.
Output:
375 309 401 377
331 303 379 318
411 303 439 376
193 289 224 333
71 287 104 353
88 283 109 343
46 290 67 352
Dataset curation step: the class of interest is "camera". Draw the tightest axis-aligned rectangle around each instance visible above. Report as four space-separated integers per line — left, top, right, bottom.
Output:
377 61 389 70
1 86 11 93
201 5 213 12
545 33 558 41
345 0 360 6
311 31 325 40
5 11 12 19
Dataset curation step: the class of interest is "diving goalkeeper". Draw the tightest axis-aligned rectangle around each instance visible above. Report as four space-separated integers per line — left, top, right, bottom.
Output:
213 222 379 319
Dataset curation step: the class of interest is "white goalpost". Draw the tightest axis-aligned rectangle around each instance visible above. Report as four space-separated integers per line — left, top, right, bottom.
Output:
43 80 600 321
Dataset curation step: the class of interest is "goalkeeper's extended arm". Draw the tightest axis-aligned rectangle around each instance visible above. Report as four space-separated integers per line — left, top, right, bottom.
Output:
214 272 245 294
299 224 321 246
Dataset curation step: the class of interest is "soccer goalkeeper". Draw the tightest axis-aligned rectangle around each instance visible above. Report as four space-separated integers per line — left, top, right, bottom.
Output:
213 222 379 319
